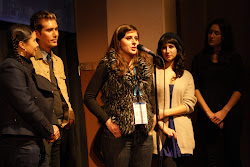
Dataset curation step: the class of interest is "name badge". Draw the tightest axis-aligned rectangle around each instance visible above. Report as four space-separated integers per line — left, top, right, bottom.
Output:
133 102 148 125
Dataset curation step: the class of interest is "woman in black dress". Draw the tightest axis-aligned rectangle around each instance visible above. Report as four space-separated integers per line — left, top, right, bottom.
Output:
191 18 243 167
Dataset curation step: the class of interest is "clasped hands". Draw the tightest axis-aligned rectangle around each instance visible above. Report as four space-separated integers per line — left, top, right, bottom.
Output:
46 125 61 143
206 109 228 129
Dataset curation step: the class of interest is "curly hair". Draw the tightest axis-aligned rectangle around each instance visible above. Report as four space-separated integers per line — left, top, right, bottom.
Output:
156 33 185 78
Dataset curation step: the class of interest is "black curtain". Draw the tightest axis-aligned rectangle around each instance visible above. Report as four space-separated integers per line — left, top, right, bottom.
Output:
53 31 89 167
0 21 89 167
0 21 9 63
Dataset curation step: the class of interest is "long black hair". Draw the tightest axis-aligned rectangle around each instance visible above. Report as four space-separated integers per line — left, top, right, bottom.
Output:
7 24 33 64
156 32 185 78
204 18 234 63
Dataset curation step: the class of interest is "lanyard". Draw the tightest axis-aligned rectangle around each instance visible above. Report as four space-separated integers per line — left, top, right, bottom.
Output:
133 67 142 97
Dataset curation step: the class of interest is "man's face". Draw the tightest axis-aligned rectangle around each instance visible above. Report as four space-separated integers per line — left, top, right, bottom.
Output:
36 19 59 52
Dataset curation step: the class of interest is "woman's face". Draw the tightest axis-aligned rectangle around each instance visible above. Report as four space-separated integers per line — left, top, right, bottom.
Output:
119 30 139 57
161 43 177 63
208 24 222 47
23 32 39 58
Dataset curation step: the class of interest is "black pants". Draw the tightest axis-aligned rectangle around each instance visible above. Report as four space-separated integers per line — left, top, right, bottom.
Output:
152 154 185 167
200 122 242 167
101 127 153 167
43 137 61 167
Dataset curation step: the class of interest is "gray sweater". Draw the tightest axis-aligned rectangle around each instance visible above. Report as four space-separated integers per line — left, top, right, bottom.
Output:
153 69 197 155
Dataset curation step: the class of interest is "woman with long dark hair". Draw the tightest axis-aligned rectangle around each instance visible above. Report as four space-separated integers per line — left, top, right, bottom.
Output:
152 32 197 167
0 24 59 167
191 18 243 167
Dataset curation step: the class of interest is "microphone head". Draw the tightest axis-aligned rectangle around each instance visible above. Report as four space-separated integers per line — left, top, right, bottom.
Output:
137 44 144 51
137 44 156 57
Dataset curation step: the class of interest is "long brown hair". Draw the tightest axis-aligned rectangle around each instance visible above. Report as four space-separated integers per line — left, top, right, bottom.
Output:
107 24 149 76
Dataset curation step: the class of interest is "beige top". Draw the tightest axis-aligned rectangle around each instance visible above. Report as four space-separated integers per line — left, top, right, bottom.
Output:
153 69 197 155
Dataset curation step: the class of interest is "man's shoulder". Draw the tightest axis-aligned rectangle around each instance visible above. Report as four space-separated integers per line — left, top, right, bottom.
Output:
51 51 63 62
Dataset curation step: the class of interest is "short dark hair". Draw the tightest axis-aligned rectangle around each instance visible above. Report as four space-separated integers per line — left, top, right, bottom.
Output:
30 10 56 32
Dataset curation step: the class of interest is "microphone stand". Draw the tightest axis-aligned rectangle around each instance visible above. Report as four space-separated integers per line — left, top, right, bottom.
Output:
152 54 163 167
138 45 164 167
145 50 164 167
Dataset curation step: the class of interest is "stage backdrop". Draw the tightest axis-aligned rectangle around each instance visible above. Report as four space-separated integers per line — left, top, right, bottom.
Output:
0 0 75 33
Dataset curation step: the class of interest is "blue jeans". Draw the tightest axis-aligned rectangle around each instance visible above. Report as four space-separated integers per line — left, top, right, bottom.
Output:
101 127 153 167
0 136 48 167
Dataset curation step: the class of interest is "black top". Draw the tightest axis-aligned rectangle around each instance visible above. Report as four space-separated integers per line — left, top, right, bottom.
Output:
0 56 57 138
191 52 243 129
84 63 109 123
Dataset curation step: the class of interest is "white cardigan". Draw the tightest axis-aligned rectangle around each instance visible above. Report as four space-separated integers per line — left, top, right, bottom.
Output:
152 69 197 155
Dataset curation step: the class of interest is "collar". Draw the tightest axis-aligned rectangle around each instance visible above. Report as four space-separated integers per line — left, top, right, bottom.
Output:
40 47 49 61
34 47 53 61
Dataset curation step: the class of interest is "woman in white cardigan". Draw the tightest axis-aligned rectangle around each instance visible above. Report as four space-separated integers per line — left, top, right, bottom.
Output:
152 32 197 167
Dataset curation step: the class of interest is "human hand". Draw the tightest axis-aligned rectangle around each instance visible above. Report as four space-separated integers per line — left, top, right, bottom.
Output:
218 122 224 129
211 110 227 125
46 125 60 143
206 110 215 120
61 119 74 129
158 121 177 139
105 118 121 138
61 109 75 129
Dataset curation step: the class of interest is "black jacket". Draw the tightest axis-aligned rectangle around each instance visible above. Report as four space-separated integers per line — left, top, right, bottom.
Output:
0 56 57 139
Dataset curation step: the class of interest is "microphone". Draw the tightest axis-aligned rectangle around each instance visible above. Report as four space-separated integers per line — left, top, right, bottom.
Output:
137 44 156 57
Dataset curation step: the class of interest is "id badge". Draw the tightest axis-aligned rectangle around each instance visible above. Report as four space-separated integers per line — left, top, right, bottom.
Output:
133 102 148 125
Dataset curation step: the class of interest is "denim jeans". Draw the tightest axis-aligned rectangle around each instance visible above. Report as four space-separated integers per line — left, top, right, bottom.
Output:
43 118 62 167
43 137 61 167
101 127 153 167
0 136 47 167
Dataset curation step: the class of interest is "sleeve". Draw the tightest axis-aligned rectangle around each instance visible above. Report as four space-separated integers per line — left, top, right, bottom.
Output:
183 72 197 113
191 55 200 90
0 62 53 138
83 62 110 123
55 57 75 121
51 112 59 125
